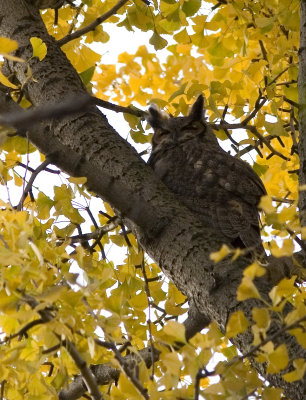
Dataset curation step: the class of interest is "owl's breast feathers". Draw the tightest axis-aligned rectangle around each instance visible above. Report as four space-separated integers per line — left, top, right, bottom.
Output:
148 136 266 251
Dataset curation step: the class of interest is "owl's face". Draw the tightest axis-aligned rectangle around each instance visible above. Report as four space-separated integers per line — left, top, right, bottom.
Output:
146 95 215 150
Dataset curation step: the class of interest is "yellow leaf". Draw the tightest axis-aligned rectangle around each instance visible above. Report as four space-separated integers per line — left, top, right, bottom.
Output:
28 375 47 395
262 387 283 400
128 292 148 311
163 321 186 343
252 307 270 330
266 344 288 373
30 37 47 61
0 37 18 53
301 227 306 240
237 277 261 301
36 192 54 220
283 359 306 382
0 71 18 89
270 238 294 257
174 28 190 44
160 352 182 375
243 262 266 279
259 195 275 213
226 310 249 338
210 244 231 262
68 176 87 185
114 371 142 399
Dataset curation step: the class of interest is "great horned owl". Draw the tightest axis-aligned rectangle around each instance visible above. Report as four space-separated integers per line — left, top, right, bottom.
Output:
147 95 266 253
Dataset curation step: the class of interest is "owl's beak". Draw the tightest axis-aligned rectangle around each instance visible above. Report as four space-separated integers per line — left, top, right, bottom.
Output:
172 131 178 143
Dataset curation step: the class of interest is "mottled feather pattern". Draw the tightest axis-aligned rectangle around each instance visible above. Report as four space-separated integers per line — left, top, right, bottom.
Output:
147 95 266 252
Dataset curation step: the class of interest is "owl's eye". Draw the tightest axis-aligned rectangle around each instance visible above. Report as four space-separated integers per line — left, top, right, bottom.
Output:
152 129 171 145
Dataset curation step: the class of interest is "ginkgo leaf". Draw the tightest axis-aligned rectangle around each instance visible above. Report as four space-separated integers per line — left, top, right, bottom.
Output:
252 307 270 330
237 277 261 301
0 71 18 89
261 387 283 400
266 344 289 373
163 321 186 343
226 310 250 338
30 37 47 61
259 195 275 213
149 31 168 50
209 244 231 262
283 359 306 382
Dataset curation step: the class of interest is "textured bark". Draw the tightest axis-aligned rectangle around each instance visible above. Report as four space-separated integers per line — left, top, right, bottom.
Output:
299 0 306 227
0 1 305 399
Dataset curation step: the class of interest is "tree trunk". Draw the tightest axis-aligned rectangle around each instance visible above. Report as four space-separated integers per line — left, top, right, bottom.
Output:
0 1 305 399
299 0 306 227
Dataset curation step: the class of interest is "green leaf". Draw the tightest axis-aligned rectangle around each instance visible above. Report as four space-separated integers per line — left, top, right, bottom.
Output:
79 66 95 86
182 0 201 17
130 129 150 144
253 162 269 177
149 31 168 50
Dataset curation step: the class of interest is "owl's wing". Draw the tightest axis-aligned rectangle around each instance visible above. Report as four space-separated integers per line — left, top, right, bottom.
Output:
189 148 266 250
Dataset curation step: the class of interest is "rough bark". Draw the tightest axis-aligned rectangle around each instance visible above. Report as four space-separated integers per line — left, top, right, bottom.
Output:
0 1 305 399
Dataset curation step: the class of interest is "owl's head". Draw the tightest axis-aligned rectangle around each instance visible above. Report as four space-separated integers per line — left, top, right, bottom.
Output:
146 95 215 149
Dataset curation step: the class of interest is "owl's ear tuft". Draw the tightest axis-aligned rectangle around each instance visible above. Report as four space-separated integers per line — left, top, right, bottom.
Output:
188 95 205 121
146 103 169 128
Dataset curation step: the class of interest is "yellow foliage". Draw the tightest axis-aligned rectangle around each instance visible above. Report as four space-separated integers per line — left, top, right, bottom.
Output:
226 310 250 338
0 0 303 397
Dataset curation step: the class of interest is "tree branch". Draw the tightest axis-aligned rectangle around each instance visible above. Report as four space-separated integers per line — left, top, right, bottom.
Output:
58 0 131 46
16 159 50 210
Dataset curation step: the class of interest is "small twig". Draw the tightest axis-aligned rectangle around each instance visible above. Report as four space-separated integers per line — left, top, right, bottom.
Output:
259 40 268 62
58 0 131 46
286 228 306 252
67 3 84 35
95 338 149 399
64 338 103 400
214 121 289 160
42 343 62 354
275 80 297 86
85 206 106 258
0 235 9 249
0 381 6 400
289 106 298 155
120 223 132 247
42 361 54 377
140 251 155 379
67 220 120 243
194 367 214 400
266 66 290 87
16 161 61 174
16 159 50 211
283 96 299 109
0 318 45 344
92 97 145 118
272 196 294 204
241 93 267 125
